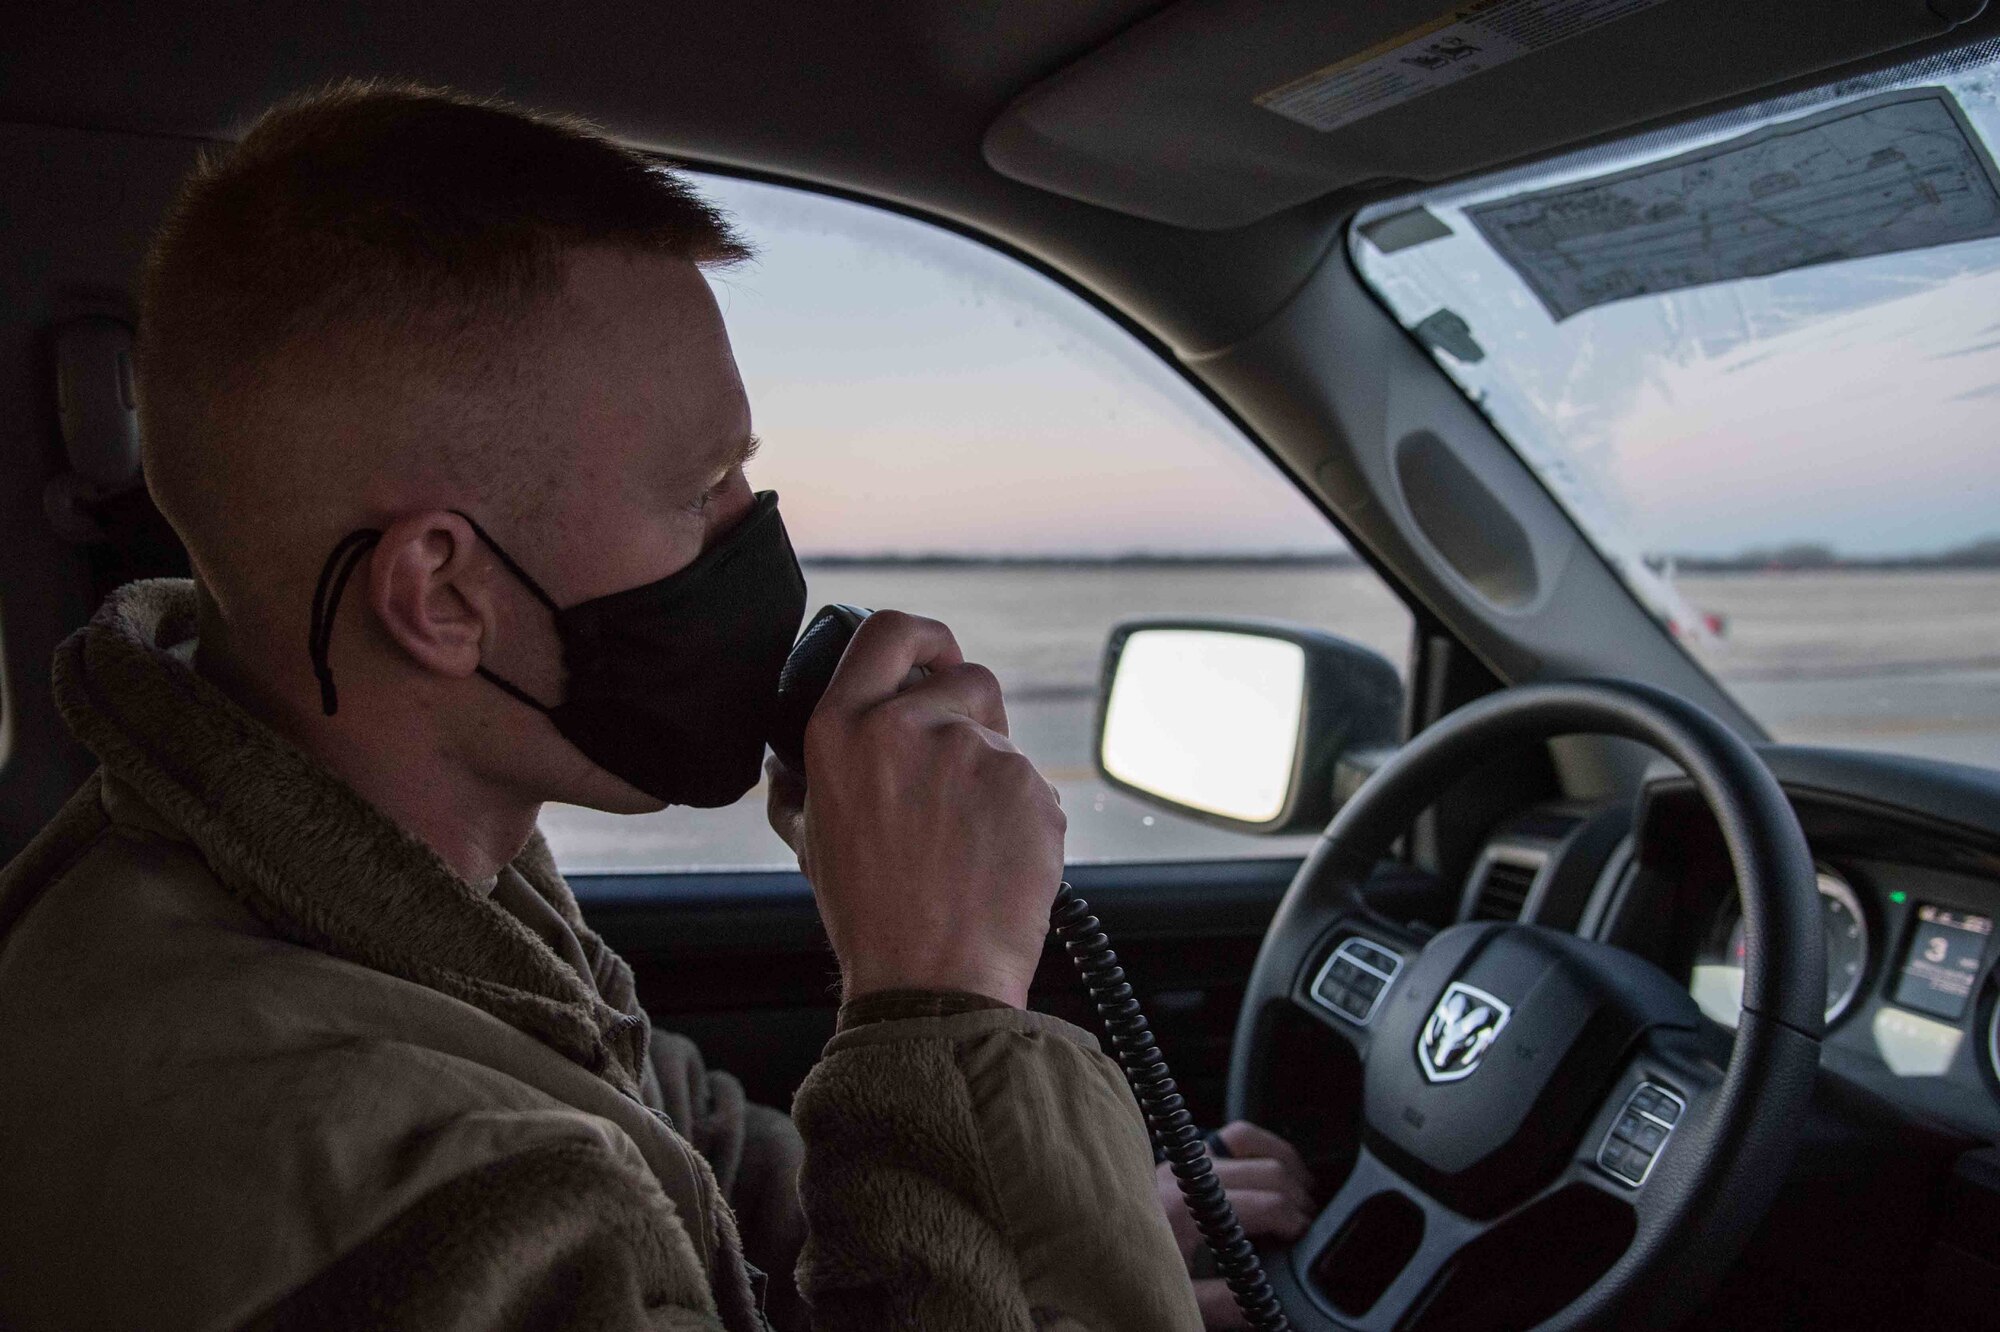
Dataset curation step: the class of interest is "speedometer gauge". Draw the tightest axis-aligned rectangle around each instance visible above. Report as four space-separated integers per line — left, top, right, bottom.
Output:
1690 871 1870 1028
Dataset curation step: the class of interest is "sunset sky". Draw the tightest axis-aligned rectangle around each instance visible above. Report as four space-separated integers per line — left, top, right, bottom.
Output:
695 173 1345 559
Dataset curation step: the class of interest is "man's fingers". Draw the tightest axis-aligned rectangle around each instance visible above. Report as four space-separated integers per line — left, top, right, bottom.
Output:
892 660 1010 736
1193 1280 1249 1330
1214 1121 1315 1191
817 611 964 716
764 755 807 854
1190 1169 1313 1329
1223 1188 1314 1243
1213 1156 1313 1216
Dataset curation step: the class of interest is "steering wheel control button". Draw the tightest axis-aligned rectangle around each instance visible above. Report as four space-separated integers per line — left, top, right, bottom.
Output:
1599 1138 1641 1181
1347 940 1399 974
1617 1115 1667 1153
1628 1085 1682 1123
1312 937 1403 1026
1598 1082 1685 1187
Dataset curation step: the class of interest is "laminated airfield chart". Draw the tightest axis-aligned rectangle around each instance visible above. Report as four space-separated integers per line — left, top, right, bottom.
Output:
1464 88 2000 320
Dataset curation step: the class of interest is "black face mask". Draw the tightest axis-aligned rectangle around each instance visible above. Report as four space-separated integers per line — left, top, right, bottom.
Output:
309 491 808 808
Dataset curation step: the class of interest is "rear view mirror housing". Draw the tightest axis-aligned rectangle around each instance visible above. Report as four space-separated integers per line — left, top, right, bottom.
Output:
1094 618 1403 835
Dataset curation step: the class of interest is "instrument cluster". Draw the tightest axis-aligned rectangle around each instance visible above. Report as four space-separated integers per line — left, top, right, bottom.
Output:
1578 748 2000 1141
1688 863 1998 1091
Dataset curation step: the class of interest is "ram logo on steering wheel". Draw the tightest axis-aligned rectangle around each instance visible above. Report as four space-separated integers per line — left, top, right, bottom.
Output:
1419 982 1513 1084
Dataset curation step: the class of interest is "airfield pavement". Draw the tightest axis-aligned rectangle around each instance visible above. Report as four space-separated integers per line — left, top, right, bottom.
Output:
541 566 2000 872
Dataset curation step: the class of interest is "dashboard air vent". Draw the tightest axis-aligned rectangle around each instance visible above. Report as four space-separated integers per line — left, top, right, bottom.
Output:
1470 853 1540 922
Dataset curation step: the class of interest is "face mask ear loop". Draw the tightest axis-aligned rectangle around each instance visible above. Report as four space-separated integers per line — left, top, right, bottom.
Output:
449 510 561 615
308 528 385 717
448 509 563 715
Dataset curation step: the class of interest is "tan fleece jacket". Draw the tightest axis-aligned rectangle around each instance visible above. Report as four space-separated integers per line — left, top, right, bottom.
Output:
0 580 1200 1331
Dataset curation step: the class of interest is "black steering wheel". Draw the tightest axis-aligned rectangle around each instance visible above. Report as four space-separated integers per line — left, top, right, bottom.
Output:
1227 680 1825 1332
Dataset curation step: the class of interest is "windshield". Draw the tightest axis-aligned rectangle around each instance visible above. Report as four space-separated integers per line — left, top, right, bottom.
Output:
1352 41 2000 769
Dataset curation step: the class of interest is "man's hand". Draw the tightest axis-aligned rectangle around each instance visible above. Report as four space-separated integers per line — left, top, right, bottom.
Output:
1157 1122 1316 1330
766 610 1064 1009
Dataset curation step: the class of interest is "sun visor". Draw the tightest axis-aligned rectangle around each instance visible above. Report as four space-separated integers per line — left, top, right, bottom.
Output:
984 0 1973 231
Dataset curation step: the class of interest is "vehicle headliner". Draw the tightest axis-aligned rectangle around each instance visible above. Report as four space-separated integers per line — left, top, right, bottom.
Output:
7 2 1997 359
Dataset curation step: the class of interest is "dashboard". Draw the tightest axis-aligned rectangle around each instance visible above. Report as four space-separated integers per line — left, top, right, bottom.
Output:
1459 745 2000 1143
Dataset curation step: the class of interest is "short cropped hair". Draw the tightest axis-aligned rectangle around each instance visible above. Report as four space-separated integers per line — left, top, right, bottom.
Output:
137 79 749 589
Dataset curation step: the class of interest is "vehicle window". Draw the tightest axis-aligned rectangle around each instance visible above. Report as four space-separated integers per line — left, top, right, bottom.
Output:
543 175 1411 872
1351 40 2000 769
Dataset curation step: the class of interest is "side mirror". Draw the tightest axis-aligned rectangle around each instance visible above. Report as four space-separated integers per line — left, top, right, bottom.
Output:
1094 619 1403 835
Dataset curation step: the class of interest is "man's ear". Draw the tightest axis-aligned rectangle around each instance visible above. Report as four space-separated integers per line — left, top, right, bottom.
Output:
365 512 491 679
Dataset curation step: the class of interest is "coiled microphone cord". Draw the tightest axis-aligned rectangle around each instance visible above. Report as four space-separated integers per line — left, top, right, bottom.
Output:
1052 883 1291 1332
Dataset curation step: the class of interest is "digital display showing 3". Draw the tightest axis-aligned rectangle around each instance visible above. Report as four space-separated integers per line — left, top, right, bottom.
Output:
1892 905 1993 1022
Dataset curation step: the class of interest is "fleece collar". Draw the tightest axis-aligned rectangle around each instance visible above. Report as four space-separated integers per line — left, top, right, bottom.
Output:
52 579 652 1095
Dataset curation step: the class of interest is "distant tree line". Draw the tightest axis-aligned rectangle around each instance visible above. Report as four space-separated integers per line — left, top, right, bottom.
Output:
1671 535 2000 573
800 550 1362 569
798 536 2000 574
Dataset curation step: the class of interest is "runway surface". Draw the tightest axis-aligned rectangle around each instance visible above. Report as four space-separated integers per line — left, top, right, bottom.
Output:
543 567 2000 871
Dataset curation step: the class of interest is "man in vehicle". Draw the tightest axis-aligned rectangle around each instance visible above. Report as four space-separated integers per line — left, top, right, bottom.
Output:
0 81 1312 1330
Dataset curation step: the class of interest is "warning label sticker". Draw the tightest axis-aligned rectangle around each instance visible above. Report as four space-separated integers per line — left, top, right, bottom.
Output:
1465 88 2000 320
1256 0 1670 134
